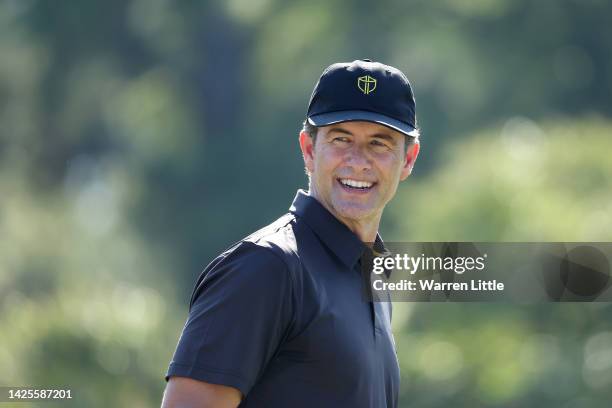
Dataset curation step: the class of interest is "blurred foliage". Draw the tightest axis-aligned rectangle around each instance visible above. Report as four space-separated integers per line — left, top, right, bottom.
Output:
1 0 612 406
387 118 612 242
386 118 612 407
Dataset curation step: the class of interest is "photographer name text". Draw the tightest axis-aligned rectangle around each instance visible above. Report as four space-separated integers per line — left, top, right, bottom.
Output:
372 279 504 292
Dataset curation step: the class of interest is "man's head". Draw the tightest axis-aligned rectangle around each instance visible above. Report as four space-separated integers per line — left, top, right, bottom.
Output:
299 60 420 230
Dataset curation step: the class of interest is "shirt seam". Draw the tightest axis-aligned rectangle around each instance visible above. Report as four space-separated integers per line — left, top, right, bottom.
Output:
241 239 297 323
244 226 299 355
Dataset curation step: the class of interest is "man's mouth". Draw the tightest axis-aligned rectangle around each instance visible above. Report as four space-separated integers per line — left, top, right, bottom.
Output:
337 178 376 192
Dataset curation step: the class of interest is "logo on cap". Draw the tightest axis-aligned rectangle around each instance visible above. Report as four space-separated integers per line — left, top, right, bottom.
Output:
357 75 377 95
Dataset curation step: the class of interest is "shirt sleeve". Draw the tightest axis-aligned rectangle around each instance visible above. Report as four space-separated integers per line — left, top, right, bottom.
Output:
166 241 294 396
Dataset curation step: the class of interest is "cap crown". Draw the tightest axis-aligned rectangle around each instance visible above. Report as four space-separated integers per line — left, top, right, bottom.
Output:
307 60 416 129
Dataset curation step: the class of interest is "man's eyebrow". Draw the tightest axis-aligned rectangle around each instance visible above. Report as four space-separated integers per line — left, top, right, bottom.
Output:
371 133 397 143
327 127 353 136
326 127 397 143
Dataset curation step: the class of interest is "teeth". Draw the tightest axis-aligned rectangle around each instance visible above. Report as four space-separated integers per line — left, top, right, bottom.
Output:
340 179 373 189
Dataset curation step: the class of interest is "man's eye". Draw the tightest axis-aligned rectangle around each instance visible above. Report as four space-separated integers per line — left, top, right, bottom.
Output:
333 137 350 143
371 140 388 148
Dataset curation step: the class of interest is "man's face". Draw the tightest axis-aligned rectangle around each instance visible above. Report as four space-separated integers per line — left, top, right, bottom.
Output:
299 121 419 227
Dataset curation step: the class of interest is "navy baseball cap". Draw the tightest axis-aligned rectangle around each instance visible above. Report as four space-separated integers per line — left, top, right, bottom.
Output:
307 59 418 137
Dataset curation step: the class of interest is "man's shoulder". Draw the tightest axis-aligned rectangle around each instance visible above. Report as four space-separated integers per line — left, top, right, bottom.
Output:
207 212 302 274
239 212 300 270
190 213 301 307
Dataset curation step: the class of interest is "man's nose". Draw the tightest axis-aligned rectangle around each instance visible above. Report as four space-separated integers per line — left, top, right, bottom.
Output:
345 144 372 170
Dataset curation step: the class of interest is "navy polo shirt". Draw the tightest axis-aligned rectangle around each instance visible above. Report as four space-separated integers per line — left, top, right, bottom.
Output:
166 190 400 407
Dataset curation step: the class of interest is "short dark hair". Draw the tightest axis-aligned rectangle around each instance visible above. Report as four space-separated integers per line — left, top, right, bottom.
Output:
302 119 319 142
301 119 419 152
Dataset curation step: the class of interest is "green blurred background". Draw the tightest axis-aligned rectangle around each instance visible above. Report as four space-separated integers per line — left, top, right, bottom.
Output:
1 0 612 406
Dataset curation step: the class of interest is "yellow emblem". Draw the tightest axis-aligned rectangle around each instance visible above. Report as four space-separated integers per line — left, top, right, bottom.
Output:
357 75 377 95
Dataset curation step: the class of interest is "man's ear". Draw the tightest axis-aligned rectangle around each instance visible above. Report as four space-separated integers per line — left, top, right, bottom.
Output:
299 131 315 174
400 141 420 180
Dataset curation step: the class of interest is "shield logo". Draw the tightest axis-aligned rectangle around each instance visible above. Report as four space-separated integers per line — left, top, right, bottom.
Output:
357 75 377 95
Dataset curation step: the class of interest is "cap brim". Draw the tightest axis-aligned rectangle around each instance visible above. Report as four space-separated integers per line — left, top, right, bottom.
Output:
308 110 419 137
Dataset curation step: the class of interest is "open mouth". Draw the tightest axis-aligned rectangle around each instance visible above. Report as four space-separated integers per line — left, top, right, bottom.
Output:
337 178 376 192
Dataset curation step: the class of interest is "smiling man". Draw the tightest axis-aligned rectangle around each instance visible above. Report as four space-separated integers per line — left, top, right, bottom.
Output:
162 59 420 408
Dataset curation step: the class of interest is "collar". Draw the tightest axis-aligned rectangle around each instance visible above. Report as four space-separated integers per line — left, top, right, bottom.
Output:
289 189 389 269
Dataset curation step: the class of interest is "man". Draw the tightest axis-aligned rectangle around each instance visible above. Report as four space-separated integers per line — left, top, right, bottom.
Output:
162 59 420 408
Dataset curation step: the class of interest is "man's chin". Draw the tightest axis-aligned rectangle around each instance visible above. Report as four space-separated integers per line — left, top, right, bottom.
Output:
331 202 378 222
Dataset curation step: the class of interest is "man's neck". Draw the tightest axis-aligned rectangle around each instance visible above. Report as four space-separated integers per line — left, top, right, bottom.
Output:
308 190 381 243
336 214 379 243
